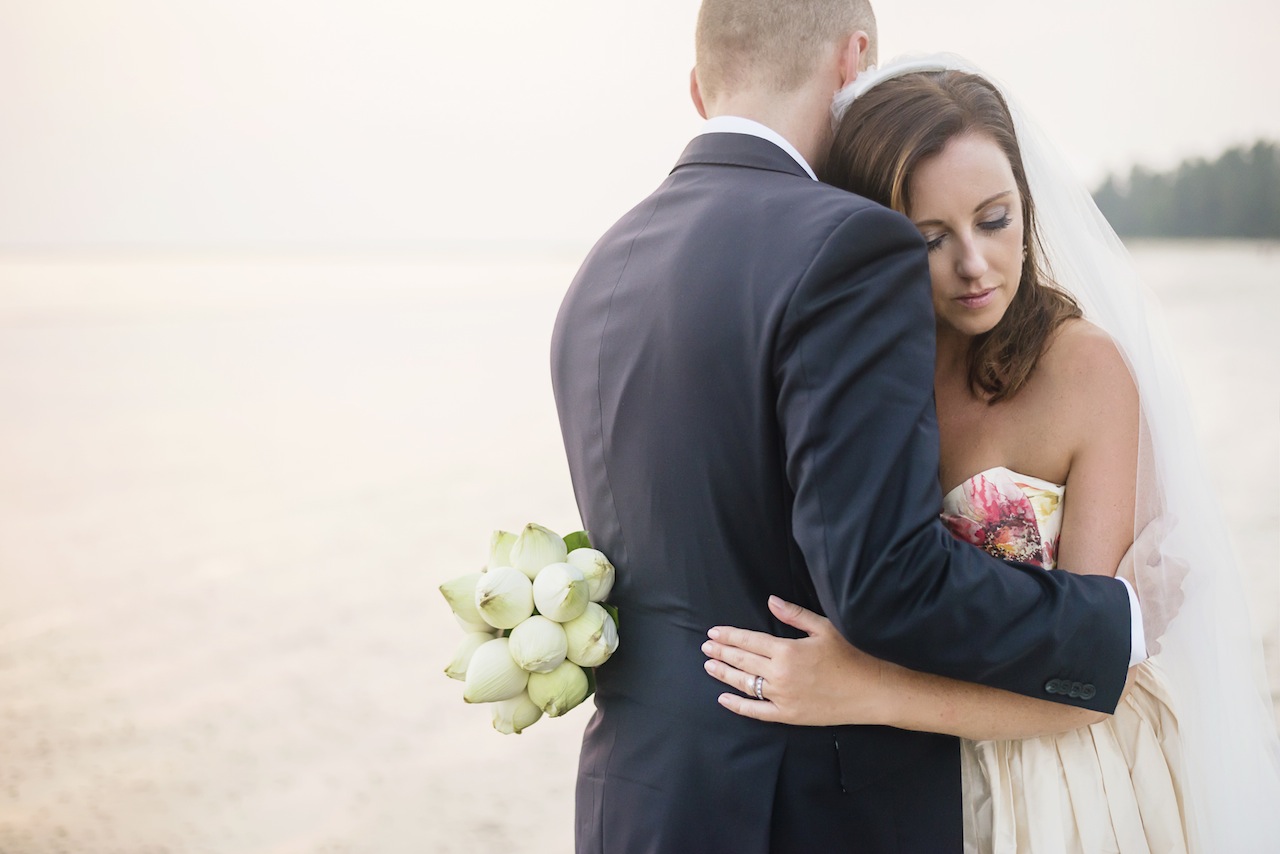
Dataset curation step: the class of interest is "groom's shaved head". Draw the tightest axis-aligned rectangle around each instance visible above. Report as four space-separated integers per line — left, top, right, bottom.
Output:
695 0 877 100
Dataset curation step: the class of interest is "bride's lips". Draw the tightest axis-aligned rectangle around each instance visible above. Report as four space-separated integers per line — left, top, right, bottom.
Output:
955 288 996 309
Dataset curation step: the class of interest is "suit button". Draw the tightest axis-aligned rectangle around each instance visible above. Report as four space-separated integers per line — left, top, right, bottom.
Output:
1081 684 1097 700
1044 679 1061 695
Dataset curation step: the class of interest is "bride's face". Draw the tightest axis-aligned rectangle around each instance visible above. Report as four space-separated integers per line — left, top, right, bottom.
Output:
907 132 1025 341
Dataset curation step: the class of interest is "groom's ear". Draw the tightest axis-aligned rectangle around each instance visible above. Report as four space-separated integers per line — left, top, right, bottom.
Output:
838 31 872 87
690 68 708 119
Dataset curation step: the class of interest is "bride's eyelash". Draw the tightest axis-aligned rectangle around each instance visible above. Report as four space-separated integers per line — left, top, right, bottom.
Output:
924 214 1013 252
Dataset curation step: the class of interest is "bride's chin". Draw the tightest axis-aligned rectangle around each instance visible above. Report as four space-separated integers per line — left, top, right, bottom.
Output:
943 310 1004 340
939 320 991 343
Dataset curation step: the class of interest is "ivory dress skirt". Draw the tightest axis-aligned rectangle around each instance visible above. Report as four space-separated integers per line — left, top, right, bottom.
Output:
942 467 1190 854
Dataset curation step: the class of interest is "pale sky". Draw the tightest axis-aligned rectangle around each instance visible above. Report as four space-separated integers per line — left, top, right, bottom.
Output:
1 0 1277 250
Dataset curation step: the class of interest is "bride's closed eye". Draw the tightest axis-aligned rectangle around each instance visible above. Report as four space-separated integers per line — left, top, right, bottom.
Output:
923 209 1014 253
979 212 1013 233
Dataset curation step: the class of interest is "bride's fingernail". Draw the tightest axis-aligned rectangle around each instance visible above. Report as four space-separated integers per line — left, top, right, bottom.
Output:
768 595 782 608
707 628 720 639
703 660 716 674
701 641 713 654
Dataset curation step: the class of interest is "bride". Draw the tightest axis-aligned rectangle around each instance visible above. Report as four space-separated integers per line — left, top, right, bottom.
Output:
701 55 1280 852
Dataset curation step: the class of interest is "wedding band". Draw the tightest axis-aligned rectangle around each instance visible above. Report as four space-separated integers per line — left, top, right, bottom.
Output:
753 675 765 701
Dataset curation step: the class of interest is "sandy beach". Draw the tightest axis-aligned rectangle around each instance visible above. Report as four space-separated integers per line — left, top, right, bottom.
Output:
0 242 1275 853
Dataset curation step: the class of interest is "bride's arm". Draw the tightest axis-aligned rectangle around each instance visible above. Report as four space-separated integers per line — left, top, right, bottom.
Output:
703 324 1143 739
1051 322 1140 581
703 597 1136 738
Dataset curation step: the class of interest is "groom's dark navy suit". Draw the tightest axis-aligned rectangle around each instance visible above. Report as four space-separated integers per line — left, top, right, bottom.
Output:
551 132 1132 853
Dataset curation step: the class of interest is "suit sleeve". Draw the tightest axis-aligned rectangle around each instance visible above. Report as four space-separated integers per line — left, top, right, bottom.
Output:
774 204 1130 713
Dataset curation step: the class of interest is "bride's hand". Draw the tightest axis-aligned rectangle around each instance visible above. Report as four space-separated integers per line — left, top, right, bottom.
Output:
702 596 897 727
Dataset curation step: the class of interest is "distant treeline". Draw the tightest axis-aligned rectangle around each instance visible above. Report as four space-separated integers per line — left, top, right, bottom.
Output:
1092 141 1280 238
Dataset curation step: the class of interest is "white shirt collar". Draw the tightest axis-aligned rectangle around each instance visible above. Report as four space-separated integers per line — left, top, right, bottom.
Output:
697 116 818 181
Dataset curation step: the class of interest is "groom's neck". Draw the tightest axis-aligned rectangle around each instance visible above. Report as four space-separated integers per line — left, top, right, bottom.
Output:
704 86 833 172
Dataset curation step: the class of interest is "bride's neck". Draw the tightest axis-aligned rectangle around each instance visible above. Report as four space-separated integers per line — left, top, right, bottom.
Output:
934 326 971 387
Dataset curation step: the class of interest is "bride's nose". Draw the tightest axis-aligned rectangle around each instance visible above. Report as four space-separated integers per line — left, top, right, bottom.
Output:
956 235 989 281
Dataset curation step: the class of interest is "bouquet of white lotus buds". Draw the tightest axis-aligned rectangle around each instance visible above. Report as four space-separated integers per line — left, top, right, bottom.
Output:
440 523 619 735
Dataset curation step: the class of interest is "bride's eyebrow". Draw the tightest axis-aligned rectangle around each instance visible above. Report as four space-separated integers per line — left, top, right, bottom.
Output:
973 190 1016 212
912 190 1016 228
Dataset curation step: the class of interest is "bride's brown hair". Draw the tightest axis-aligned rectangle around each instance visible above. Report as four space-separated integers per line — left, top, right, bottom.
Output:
821 70 1081 403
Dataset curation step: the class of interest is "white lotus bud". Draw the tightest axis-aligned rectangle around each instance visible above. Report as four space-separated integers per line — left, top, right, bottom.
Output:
563 601 620 667
445 631 498 681
440 572 489 630
527 660 589 717
566 547 616 603
533 562 589 623
454 613 495 634
491 691 543 735
488 530 516 569
509 523 568 579
507 615 568 673
474 566 534 630
463 638 529 703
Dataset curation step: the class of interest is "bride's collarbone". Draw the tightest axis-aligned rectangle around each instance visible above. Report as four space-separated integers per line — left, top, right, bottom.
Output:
935 380 1074 495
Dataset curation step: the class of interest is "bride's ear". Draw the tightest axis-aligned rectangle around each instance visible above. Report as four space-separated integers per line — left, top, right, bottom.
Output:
690 68 708 119
838 31 871 88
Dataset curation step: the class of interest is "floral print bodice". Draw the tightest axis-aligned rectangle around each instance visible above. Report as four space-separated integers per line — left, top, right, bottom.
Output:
941 466 1065 569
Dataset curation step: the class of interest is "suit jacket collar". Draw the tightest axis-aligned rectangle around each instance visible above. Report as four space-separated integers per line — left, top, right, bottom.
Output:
672 133 814 181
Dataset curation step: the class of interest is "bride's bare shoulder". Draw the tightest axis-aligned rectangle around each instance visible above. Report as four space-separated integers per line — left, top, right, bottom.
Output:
1039 317 1138 418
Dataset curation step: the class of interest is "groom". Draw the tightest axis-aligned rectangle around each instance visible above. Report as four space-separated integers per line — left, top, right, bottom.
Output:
551 1 1143 851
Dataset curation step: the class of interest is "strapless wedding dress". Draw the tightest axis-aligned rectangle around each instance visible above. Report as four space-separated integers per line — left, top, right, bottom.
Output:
942 467 1190 854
